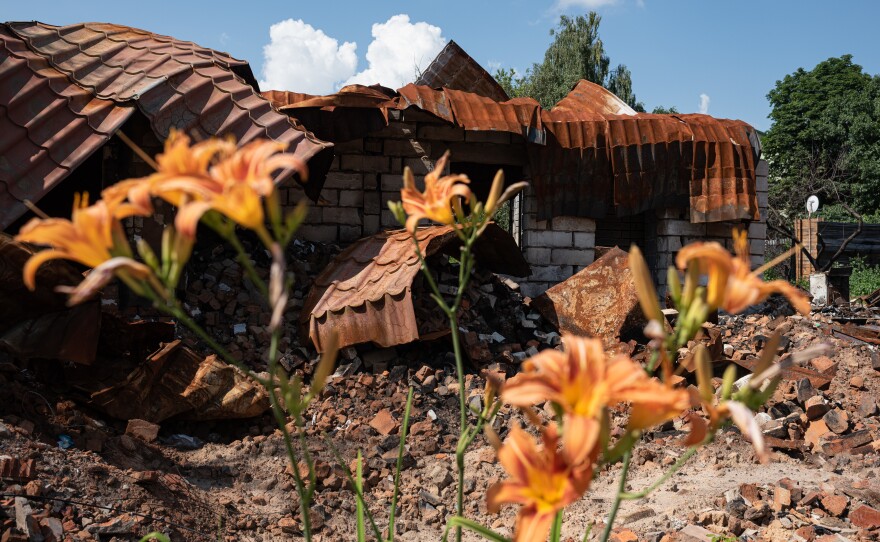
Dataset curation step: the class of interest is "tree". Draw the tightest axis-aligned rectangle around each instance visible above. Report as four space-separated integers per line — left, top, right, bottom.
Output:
763 55 880 217
651 105 679 114
494 12 644 111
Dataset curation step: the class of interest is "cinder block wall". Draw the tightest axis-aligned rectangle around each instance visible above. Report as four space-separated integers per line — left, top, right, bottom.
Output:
515 190 596 298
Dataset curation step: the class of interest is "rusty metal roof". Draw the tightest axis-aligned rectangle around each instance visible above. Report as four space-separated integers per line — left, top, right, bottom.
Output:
415 40 510 102
1 21 333 229
301 224 529 351
266 78 760 223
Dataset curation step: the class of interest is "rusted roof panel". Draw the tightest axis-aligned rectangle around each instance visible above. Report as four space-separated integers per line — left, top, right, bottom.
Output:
1 21 333 228
415 40 510 102
270 79 760 223
301 224 528 351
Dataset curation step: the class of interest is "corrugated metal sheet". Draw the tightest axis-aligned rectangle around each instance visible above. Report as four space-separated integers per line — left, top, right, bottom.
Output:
1 21 333 229
267 79 760 223
415 40 510 102
301 224 528 351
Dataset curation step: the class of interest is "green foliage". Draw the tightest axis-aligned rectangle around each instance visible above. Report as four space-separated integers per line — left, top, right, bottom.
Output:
818 203 880 223
493 12 644 111
651 105 679 114
763 55 880 217
493 200 511 232
850 256 880 297
708 535 737 542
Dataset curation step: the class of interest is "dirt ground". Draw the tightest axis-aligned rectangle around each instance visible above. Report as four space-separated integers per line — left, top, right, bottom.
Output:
2 296 880 542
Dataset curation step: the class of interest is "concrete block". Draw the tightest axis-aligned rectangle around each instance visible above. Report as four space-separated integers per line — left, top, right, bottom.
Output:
333 139 363 154
756 175 769 192
339 226 363 242
750 239 764 255
338 189 364 207
364 215 380 234
524 247 551 263
524 230 572 248
572 232 596 248
657 236 682 253
552 216 596 232
323 208 362 225
748 222 767 239
383 139 430 157
758 192 769 207
530 265 572 282
381 210 399 228
323 172 363 190
372 122 417 139
755 160 769 177
520 282 550 299
655 207 686 220
751 254 763 269
297 225 337 243
657 220 707 237
416 124 465 141
551 248 595 266
340 154 390 173
364 138 383 153
523 194 537 213
381 174 406 191
363 192 381 215
363 173 378 190
404 157 436 175
318 189 338 205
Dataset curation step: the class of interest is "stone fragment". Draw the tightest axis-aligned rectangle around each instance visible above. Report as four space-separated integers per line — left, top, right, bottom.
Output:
773 486 792 511
796 377 817 404
822 409 848 434
820 430 873 455
849 375 864 389
125 419 160 442
805 396 830 420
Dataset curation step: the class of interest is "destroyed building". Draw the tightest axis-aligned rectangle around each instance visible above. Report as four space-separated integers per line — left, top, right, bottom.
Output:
265 41 769 298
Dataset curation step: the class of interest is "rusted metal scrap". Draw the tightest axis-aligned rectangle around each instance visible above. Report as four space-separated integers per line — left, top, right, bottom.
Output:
301 224 529 352
85 340 269 423
531 246 649 347
0 233 101 364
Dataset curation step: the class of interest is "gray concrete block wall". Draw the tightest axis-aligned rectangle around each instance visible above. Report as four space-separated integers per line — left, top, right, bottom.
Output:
516 191 596 298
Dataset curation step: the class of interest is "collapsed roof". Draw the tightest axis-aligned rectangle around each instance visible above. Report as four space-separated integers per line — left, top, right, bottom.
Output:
267 80 761 223
0 21 333 229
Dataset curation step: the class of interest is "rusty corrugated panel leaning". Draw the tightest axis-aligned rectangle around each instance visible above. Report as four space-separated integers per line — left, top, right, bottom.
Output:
0 21 334 228
301 224 529 351
415 40 510 103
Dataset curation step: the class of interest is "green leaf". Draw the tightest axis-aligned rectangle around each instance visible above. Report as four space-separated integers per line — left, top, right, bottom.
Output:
441 517 510 542
138 533 171 542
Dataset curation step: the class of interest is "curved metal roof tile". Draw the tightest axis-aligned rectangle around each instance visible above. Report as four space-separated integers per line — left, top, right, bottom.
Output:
1 21 333 229
301 224 528 351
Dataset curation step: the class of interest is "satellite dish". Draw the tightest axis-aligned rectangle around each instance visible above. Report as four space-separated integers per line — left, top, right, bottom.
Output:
806 195 820 215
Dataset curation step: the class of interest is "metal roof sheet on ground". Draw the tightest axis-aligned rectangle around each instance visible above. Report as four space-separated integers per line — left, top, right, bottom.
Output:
0 21 333 229
267 78 760 223
415 40 510 103
301 224 529 351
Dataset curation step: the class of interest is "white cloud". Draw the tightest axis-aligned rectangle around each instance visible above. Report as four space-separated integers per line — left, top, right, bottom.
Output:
554 0 620 9
343 15 446 89
258 19 358 93
699 93 710 114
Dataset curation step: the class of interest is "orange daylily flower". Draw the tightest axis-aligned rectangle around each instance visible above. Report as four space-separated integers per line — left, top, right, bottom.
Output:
15 194 133 290
676 229 810 315
400 151 473 232
487 425 594 542
502 336 690 466
111 130 306 239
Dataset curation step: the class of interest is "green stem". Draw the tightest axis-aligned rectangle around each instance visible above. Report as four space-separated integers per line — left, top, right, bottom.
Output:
224 230 269 298
388 387 414 542
267 330 312 541
550 509 563 542
599 451 631 542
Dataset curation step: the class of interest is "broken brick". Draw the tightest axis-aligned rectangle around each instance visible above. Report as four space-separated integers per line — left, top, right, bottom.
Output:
849 504 880 529
820 493 848 516
125 419 160 442
368 409 399 436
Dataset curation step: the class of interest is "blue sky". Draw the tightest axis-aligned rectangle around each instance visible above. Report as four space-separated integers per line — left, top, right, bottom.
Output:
7 1 880 131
